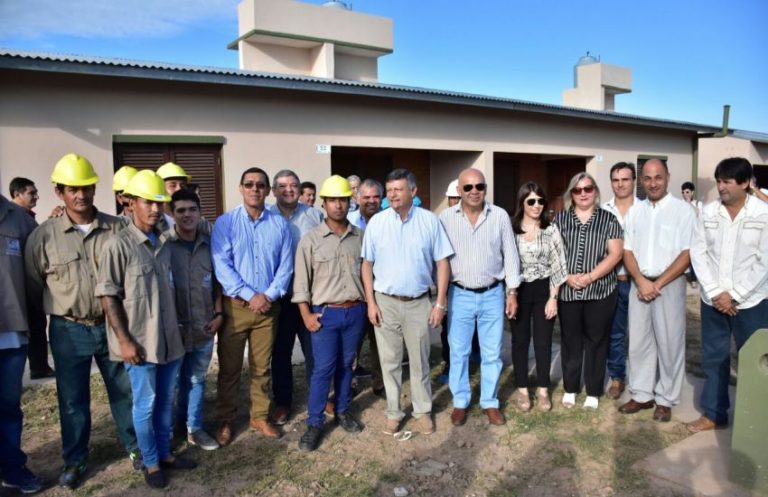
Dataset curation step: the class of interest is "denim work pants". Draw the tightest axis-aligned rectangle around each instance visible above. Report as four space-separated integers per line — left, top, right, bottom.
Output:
606 279 631 382
306 304 366 427
125 358 182 468
49 317 137 466
0 344 28 472
272 297 313 409
448 284 505 409
700 299 768 425
176 338 214 432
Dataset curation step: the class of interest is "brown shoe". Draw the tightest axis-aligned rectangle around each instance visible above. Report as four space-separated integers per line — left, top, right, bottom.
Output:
450 408 467 426
652 405 672 422
215 422 233 447
483 408 506 426
382 418 401 435
249 419 281 438
271 405 290 426
686 416 724 433
618 399 655 414
413 415 435 435
325 401 335 416
607 379 625 400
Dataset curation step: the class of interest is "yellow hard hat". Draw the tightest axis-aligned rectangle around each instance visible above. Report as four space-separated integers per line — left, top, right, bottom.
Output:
51 153 100 186
112 165 139 192
156 162 191 181
319 175 353 198
124 170 171 202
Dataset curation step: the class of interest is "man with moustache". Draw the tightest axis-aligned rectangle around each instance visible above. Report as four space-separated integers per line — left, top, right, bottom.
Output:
601 162 638 399
97 170 194 489
439 169 520 426
25 154 139 489
362 168 453 435
293 175 367 451
620 159 695 422
267 170 323 425
687 157 768 432
299 181 317 207
211 167 293 444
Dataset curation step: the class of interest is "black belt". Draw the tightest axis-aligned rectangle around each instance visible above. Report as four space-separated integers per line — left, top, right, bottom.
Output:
381 291 428 302
451 280 502 293
642 275 659 282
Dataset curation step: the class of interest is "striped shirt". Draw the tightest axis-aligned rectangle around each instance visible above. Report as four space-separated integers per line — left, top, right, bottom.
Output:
439 202 521 289
554 207 623 302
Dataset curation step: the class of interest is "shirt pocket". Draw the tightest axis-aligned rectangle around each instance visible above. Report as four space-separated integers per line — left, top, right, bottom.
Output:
48 252 81 283
313 248 339 278
125 263 154 300
741 220 765 249
659 225 677 252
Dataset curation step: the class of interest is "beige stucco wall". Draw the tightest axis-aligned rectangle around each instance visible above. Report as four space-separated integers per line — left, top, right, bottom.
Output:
0 70 695 218
698 136 768 202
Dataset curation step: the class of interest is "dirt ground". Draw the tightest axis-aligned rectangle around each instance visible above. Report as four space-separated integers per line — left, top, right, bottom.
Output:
9 294 717 497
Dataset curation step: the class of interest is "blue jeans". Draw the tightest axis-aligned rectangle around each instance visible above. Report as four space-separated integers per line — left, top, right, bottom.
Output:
125 358 182 468
606 279 630 382
49 317 137 466
0 345 28 473
272 298 314 408
700 299 768 425
177 339 214 432
306 304 365 427
448 284 504 409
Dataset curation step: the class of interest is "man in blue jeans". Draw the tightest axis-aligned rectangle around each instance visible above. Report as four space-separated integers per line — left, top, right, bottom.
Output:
165 189 223 450
688 157 768 432
24 154 140 489
97 170 194 489
601 162 638 399
292 175 366 451
0 193 43 494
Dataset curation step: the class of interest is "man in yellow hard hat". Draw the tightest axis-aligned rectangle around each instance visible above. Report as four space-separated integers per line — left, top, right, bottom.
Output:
156 162 190 230
112 165 138 217
96 170 194 489
293 175 366 451
24 153 140 489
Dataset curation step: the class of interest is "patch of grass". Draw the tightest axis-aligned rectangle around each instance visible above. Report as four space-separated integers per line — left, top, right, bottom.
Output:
572 427 610 460
378 471 400 483
21 384 60 432
313 468 376 497
550 446 577 469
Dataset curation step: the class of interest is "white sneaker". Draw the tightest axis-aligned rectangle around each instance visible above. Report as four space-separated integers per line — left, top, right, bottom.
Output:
583 396 599 409
562 392 576 409
188 430 220 451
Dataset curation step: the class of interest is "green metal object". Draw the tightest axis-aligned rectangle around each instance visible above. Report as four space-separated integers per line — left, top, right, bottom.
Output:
730 329 768 494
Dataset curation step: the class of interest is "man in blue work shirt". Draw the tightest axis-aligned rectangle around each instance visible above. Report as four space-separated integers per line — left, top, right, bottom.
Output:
211 167 293 445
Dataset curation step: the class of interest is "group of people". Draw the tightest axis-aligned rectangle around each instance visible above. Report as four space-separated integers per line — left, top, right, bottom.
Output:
1 153 766 493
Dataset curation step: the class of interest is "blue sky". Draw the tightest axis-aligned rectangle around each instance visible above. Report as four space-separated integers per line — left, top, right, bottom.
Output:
2 0 766 132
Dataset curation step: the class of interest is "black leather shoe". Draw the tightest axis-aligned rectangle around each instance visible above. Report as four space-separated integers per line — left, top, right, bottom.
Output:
335 412 362 433
143 468 167 489
372 386 386 398
30 367 55 380
299 426 323 451
58 464 86 489
159 456 197 470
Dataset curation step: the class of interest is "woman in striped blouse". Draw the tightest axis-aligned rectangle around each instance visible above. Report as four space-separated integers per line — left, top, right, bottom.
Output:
510 182 567 412
554 172 623 410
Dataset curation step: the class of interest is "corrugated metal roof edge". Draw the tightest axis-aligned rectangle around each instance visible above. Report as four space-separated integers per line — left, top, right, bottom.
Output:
0 48 725 134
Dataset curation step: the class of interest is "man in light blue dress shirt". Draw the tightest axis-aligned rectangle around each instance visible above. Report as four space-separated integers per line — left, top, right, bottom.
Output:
361 169 453 436
266 170 324 425
211 167 293 445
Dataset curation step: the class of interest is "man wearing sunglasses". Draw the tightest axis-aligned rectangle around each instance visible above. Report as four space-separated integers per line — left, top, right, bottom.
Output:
620 159 695 422
211 167 293 445
439 168 520 427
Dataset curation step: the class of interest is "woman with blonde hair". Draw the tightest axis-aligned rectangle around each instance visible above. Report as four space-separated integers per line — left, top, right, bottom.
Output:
554 172 623 409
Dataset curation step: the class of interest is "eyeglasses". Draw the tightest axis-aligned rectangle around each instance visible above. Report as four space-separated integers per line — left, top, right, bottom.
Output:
242 182 268 190
526 198 545 206
462 183 487 193
571 185 595 195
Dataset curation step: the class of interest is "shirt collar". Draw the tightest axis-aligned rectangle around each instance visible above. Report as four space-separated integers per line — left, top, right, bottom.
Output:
388 204 416 222
645 193 672 208
320 220 358 239
238 204 269 222
57 208 107 233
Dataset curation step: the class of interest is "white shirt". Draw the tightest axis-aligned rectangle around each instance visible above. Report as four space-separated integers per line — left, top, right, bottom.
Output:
602 196 638 276
624 193 695 278
690 195 768 309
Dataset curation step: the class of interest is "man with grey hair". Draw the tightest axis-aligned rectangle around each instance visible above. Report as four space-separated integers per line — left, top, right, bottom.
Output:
347 175 361 212
620 159 695 422
268 169 324 425
362 168 453 435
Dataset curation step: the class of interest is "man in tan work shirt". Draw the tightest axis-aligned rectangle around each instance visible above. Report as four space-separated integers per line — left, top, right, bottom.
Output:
24 153 139 490
96 170 193 490
292 175 367 452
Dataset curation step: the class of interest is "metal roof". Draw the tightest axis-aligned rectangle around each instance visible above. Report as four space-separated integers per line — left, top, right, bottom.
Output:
0 48 725 134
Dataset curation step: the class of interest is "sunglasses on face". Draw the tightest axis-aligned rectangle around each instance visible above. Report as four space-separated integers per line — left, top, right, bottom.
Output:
462 183 487 193
242 182 268 190
526 198 545 206
571 185 595 195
